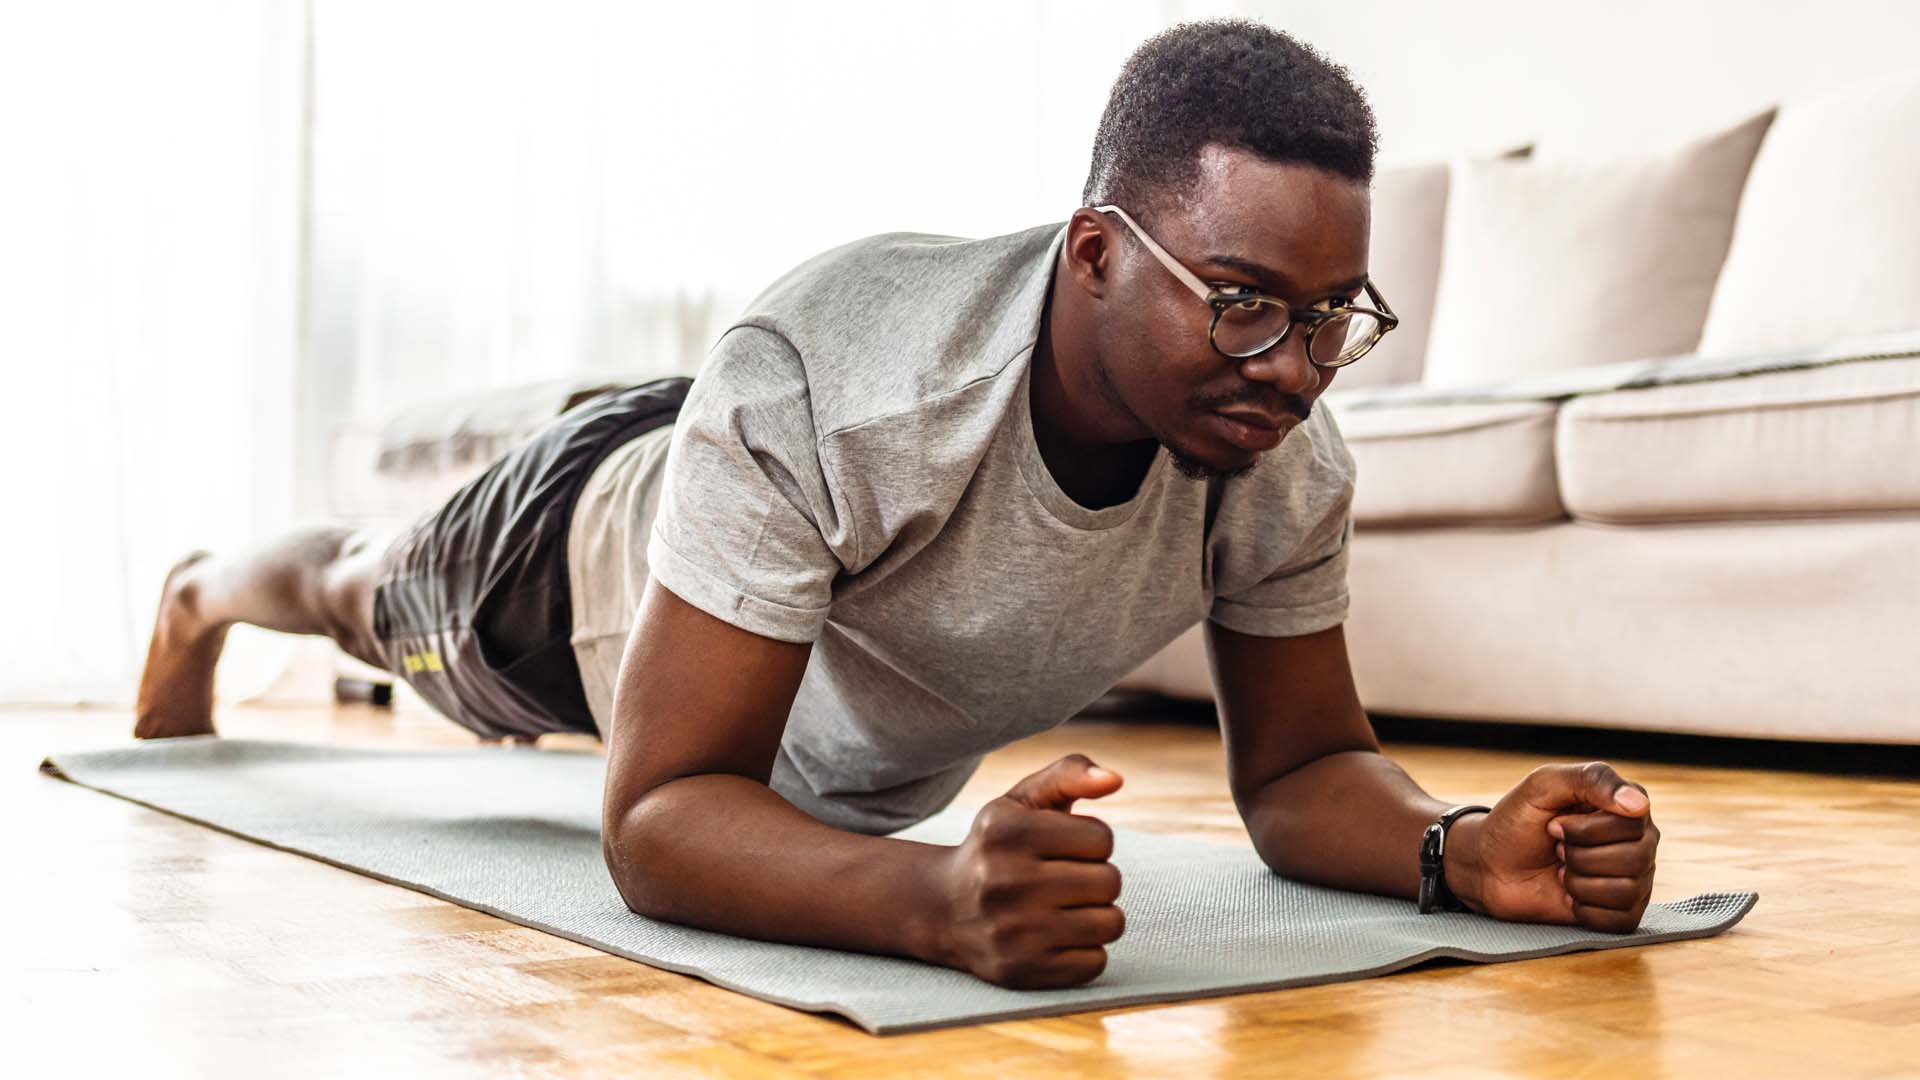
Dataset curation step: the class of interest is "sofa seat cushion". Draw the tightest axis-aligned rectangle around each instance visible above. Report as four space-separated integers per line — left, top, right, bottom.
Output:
1556 355 1920 523
1334 399 1564 526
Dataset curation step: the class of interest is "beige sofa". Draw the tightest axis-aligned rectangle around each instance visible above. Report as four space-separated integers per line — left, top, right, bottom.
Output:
1118 71 1920 745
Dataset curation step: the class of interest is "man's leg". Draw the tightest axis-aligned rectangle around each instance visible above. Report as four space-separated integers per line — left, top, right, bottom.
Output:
134 526 392 739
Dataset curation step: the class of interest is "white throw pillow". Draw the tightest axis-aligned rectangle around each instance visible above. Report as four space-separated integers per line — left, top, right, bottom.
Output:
1332 161 1449 391
1421 109 1774 389
1699 72 1920 356
1336 147 1530 391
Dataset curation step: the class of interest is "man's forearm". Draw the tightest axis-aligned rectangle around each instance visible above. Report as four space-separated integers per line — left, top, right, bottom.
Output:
606 773 954 962
1239 749 1486 910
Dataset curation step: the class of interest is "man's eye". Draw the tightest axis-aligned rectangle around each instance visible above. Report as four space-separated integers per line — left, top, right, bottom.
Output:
1213 284 1265 308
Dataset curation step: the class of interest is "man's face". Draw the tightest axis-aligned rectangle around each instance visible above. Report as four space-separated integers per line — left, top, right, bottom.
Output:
1087 145 1372 480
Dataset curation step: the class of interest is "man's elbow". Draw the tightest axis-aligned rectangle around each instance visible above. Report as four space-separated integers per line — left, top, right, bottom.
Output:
601 791 677 919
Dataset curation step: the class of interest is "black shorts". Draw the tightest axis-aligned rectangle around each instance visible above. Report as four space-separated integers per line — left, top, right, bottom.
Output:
371 377 691 739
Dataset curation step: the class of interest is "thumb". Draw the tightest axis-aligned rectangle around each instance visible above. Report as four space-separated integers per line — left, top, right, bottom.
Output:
1004 754 1123 812
1530 761 1650 819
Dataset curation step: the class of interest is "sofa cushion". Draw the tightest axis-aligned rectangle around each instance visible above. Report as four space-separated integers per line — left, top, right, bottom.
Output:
1334 147 1531 391
329 421 491 522
375 373 664 474
1699 72 1920 356
1333 398 1563 526
1556 355 1920 523
1331 161 1450 391
1421 109 1773 389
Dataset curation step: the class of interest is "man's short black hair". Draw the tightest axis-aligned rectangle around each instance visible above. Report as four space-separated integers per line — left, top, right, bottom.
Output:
1081 18 1379 217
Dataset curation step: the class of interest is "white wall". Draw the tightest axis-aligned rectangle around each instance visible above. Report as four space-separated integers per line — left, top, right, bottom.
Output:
1239 0 1920 161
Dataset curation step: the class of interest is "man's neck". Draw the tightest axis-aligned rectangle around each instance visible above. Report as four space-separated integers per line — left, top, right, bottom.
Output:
1028 254 1159 510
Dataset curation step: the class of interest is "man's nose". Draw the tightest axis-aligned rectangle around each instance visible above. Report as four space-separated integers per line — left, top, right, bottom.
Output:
1234 327 1321 398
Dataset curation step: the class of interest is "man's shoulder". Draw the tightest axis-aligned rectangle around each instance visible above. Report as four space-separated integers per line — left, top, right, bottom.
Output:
719 221 1065 437
744 223 1061 315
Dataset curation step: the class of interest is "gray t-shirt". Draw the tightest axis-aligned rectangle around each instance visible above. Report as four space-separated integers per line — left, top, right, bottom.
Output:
567 221 1356 834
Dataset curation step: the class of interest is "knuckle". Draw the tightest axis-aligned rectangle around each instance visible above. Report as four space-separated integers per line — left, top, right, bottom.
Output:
979 956 1020 987
977 864 1023 903
1098 864 1124 902
975 802 1021 846
1040 947 1107 988
972 804 1001 837
1575 903 1628 933
1080 947 1110 982
1089 820 1116 859
985 915 1025 950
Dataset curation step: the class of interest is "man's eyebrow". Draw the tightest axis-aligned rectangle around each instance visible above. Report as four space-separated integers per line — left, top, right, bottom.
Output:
1198 253 1284 288
1200 255 1369 298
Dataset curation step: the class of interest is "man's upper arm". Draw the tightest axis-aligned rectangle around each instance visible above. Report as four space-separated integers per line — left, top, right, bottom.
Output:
602 576 813 828
1205 620 1380 811
607 324 844 820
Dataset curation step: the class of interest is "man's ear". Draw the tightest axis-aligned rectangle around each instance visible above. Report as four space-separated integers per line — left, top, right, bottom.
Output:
1063 208 1115 299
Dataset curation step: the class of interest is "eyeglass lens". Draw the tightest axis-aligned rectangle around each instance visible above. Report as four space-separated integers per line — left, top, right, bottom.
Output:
1213 299 1384 365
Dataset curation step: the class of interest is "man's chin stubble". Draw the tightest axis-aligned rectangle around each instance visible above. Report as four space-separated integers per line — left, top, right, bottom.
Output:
1166 441 1259 482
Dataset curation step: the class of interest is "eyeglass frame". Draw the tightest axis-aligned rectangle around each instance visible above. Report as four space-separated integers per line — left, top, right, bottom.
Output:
1090 204 1399 366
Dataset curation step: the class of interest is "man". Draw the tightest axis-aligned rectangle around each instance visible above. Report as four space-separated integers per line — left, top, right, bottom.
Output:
135 19 1660 990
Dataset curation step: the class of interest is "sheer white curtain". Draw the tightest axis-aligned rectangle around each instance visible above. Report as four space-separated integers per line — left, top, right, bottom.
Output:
0 1 309 704
306 0 1210 432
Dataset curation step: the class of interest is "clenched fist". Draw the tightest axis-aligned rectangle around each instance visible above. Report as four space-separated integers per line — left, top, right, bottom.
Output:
1463 761 1661 932
930 754 1127 989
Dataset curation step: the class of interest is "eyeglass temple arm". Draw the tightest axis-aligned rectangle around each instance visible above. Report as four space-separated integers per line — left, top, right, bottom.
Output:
1098 204 1396 327
1090 205 1216 303
1365 279 1397 321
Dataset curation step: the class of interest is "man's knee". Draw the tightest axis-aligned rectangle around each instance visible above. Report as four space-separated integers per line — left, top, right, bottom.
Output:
319 530 391 667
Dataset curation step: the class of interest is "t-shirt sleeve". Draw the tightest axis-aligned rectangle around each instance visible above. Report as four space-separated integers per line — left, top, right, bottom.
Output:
1207 414 1356 638
645 325 850 643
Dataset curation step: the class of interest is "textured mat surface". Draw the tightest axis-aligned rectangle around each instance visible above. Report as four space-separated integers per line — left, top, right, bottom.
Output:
41 738 1758 1034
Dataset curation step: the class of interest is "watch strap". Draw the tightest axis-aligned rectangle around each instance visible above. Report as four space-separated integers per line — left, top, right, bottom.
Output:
1417 803 1492 914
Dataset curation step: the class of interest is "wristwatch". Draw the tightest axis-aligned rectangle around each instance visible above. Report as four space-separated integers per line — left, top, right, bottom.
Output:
1417 804 1491 914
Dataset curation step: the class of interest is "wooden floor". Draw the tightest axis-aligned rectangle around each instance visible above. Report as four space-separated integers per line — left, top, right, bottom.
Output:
8 702 1920 1079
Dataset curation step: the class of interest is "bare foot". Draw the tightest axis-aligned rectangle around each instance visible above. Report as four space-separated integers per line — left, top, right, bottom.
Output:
134 551 228 739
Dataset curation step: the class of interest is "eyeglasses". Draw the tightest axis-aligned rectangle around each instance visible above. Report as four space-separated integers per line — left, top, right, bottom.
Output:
1092 204 1398 366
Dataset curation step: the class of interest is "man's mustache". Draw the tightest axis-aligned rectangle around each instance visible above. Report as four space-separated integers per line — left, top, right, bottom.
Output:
1192 387 1312 423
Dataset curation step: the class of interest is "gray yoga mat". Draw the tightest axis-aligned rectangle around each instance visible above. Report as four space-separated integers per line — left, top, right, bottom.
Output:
41 738 1757 1035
